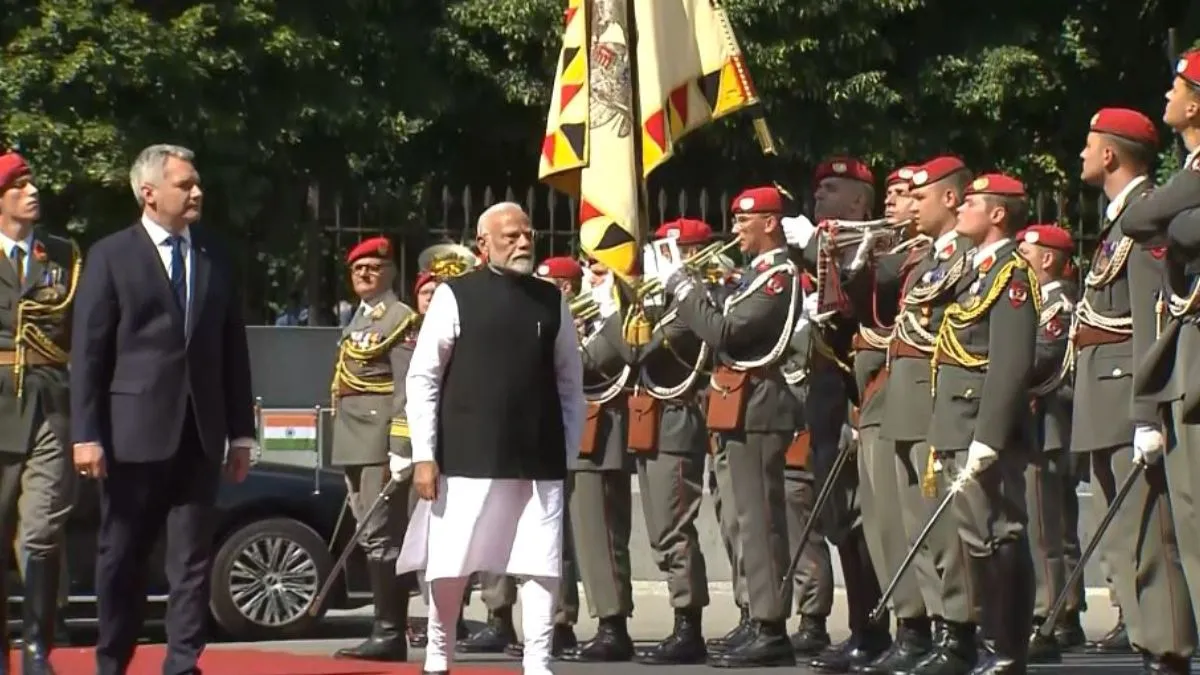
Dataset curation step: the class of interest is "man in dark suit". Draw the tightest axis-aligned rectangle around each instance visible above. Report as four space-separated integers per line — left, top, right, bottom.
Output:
70 144 256 675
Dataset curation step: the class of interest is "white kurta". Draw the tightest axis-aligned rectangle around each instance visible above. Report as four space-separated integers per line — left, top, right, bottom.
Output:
397 280 586 581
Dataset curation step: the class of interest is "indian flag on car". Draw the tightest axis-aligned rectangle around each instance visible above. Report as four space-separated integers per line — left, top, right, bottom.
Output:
261 410 318 452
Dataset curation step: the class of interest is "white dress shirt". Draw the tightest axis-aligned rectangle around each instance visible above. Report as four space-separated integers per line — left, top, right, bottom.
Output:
141 216 194 328
0 230 34 282
1105 175 1148 222
405 281 586 466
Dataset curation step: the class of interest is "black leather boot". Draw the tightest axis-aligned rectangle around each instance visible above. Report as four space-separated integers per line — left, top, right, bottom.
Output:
560 615 634 662
1026 618 1062 664
1141 652 1191 673
1086 614 1131 654
812 532 891 673
456 606 518 654
790 614 832 656
1052 611 1085 650
969 540 1034 675
21 553 57 675
334 559 408 661
708 619 796 668
900 621 977 675
505 623 578 658
635 608 707 665
708 605 751 654
854 617 934 674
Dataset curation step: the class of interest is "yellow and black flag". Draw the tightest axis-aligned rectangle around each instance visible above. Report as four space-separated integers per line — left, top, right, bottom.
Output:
539 0 759 279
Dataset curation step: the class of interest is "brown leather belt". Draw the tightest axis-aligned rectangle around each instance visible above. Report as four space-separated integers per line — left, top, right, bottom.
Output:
1073 324 1130 349
851 333 887 353
0 350 61 367
887 340 929 362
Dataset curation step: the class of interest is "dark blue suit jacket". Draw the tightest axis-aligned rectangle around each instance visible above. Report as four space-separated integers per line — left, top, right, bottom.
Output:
70 223 255 463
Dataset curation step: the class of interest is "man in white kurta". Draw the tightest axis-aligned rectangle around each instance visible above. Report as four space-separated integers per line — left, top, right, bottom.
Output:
400 202 585 675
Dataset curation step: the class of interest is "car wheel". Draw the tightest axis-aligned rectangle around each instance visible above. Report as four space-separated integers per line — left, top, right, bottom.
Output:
209 517 333 641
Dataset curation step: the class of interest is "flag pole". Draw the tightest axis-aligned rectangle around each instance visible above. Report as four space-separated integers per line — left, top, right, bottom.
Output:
626 0 649 256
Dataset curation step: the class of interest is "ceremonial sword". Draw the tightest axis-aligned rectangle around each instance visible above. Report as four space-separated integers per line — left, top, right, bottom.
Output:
1037 458 1147 636
309 476 402 617
779 436 855 602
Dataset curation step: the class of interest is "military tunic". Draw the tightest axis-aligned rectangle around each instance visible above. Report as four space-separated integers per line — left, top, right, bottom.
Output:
1117 159 1200 653
570 313 635 620
671 247 799 623
1072 176 1192 658
330 290 418 562
626 297 710 610
873 230 973 621
1025 280 1076 622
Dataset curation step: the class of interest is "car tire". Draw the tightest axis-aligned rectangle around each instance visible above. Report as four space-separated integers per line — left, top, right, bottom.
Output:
209 517 334 641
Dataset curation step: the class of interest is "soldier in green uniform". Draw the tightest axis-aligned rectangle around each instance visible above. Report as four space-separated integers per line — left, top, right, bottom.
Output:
780 313 835 658
1115 56 1200 673
655 186 800 668
858 155 976 673
328 236 419 663
559 260 636 663
1073 108 1184 662
911 173 1038 675
606 218 716 665
1014 224 1077 663
0 152 80 673
841 164 940 675
785 157 893 674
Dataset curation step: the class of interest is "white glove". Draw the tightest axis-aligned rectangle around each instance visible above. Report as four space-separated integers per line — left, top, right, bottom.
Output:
838 424 856 453
848 230 878 271
388 452 412 481
964 440 999 476
781 215 816 248
1133 425 1166 465
591 273 618 318
653 257 683 292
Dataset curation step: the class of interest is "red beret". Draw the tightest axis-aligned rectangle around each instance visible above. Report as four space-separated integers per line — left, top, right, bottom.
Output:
909 156 968 188
347 236 393 264
535 256 583 280
814 157 874 186
655 218 713 245
886 165 918 186
965 173 1026 197
413 270 436 295
0 153 30 189
1089 108 1158 147
1177 49 1200 87
1018 224 1073 252
731 186 783 214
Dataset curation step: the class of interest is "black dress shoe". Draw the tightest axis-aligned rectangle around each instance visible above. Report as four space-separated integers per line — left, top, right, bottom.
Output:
854 619 934 674
635 609 707 665
335 560 409 662
1142 652 1191 674
504 624 578 658
897 621 977 675
790 614 832 656
1053 612 1086 651
456 607 518 654
811 629 891 674
559 616 634 662
1026 628 1061 664
708 606 751 654
708 620 795 668
1086 619 1131 654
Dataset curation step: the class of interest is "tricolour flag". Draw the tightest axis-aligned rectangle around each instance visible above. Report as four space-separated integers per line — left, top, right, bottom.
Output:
261 411 318 452
539 0 760 277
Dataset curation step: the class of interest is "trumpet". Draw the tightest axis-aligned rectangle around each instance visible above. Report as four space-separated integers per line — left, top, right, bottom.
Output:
819 218 912 251
638 238 742 297
418 242 480 279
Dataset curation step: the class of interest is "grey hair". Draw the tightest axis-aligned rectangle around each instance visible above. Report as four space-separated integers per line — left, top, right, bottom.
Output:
129 144 195 206
476 201 526 236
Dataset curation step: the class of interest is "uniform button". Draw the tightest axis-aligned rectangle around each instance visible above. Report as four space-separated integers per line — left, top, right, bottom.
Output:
964 388 974 397
1112 368 1122 377
369 410 378 415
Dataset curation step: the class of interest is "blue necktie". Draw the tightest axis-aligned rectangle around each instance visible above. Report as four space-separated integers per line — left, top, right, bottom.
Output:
168 235 186 312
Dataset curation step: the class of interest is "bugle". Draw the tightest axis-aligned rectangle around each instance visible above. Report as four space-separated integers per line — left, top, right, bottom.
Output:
818 218 912 254
638 238 742 297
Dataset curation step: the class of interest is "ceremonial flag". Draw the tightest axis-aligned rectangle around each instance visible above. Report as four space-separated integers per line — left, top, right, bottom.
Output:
539 0 760 278
261 410 318 452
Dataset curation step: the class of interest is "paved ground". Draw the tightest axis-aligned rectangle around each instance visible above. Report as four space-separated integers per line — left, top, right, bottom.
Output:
180 582 1152 672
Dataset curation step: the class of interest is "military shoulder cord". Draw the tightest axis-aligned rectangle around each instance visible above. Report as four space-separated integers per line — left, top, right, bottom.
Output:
921 255 1043 497
13 241 82 400
886 251 964 369
639 303 711 400
859 236 931 347
1030 298 1074 398
721 261 799 371
329 311 417 409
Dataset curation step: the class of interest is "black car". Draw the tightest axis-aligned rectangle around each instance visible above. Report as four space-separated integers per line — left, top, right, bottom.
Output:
8 461 375 641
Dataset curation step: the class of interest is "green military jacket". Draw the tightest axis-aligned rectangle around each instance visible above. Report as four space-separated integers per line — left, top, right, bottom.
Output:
330 290 418 466
1031 280 1075 452
0 232 79 455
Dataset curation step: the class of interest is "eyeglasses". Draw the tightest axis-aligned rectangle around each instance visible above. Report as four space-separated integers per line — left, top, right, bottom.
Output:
351 263 390 275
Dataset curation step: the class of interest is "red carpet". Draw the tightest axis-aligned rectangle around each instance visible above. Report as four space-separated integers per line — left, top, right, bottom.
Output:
41 646 519 675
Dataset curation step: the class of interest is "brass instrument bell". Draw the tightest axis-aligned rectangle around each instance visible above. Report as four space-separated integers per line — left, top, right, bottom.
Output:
418 242 480 280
